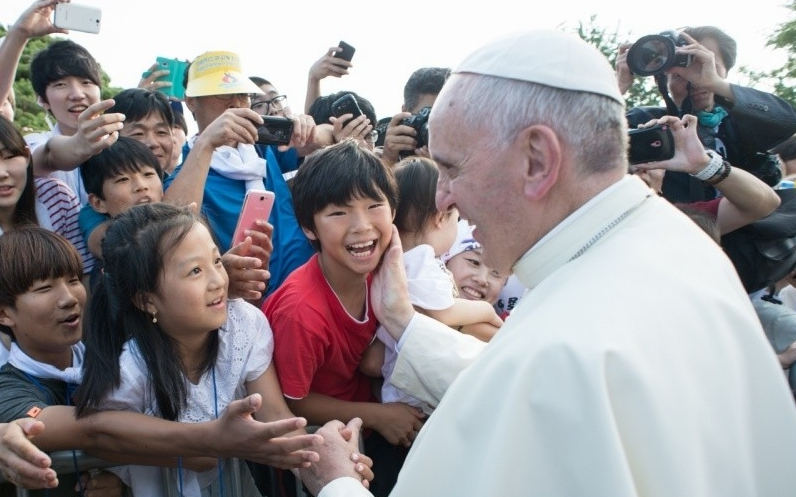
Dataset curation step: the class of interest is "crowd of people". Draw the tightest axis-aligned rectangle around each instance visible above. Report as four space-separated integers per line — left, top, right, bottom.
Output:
1 0 796 495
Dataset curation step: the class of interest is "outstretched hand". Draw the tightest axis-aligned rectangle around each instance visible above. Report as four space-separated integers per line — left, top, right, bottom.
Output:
0 419 58 489
213 394 323 469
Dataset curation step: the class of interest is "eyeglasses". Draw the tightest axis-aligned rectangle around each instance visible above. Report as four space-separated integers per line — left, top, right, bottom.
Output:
365 130 379 143
214 93 251 102
251 95 287 113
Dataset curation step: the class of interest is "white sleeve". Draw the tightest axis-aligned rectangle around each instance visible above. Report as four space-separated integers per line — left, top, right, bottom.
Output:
390 313 486 406
317 477 373 497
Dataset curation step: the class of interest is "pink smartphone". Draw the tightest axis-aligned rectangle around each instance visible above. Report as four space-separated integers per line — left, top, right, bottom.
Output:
231 189 275 247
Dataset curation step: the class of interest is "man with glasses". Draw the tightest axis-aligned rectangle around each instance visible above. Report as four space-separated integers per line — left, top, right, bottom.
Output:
164 52 331 267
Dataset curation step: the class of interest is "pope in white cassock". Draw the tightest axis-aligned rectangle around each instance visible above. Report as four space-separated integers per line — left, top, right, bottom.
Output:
301 29 796 497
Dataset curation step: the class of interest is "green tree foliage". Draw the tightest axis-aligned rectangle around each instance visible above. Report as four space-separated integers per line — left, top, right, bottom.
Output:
745 0 796 108
568 15 664 109
1 24 122 133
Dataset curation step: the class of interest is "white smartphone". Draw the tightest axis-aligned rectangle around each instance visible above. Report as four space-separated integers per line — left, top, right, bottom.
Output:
231 190 275 247
53 3 102 34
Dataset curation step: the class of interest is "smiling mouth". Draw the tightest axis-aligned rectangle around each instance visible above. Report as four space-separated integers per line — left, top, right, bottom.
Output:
347 240 376 258
461 286 485 300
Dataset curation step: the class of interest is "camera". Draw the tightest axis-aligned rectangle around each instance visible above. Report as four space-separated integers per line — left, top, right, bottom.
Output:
256 116 293 146
399 106 431 158
626 30 691 77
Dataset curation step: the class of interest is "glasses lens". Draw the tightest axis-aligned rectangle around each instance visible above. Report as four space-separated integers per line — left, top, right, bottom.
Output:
367 130 378 143
270 95 286 110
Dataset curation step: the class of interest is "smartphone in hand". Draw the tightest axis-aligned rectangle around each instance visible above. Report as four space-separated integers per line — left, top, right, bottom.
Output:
628 124 675 165
232 190 276 247
53 3 102 33
331 93 364 127
152 57 189 100
255 116 294 146
332 41 355 68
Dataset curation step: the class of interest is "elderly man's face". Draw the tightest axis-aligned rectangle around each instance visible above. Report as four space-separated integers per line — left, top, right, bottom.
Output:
431 87 524 276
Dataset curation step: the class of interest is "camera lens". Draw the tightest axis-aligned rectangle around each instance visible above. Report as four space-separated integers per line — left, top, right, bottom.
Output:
627 34 677 76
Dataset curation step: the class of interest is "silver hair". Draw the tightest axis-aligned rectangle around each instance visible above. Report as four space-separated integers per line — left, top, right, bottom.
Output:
442 73 629 175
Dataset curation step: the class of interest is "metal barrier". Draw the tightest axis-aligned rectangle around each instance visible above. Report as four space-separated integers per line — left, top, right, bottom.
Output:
0 451 247 497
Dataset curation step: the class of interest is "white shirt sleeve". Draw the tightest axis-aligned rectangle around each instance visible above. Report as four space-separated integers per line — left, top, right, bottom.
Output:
317 477 373 497
390 313 486 406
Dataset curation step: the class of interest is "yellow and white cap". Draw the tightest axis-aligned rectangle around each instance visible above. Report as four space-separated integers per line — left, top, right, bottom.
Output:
184 51 263 98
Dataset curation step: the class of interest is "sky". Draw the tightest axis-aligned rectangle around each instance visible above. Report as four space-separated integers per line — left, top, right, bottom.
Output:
3 0 793 135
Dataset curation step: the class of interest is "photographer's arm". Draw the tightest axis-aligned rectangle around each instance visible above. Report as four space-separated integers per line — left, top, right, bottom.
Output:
633 114 780 234
163 107 259 207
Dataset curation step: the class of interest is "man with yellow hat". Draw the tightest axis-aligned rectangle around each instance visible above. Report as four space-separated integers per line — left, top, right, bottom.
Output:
164 50 332 257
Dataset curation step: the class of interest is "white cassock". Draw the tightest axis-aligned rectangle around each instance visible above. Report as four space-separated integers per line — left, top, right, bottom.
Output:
320 176 796 497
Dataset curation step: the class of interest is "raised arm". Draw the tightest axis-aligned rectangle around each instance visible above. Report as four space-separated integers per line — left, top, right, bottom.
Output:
304 46 352 114
31 100 124 176
0 0 66 110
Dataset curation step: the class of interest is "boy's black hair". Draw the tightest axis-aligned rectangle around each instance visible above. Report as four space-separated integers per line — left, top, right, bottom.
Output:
292 139 397 250
109 88 175 128
80 136 164 199
0 227 83 338
308 90 378 128
30 40 102 100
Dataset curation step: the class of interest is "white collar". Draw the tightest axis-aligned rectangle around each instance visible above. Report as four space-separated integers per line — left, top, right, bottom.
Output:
514 175 654 290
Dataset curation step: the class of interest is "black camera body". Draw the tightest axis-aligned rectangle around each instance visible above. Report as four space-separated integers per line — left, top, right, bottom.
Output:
256 116 293 146
400 106 431 154
627 30 691 77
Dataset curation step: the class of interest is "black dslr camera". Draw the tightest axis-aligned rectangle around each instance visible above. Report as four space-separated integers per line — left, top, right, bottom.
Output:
626 30 691 77
400 106 431 154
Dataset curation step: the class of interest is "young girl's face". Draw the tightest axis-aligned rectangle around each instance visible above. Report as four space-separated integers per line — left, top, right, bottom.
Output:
0 145 29 218
148 223 229 340
445 248 507 305
0 275 85 367
307 193 394 281
42 76 101 136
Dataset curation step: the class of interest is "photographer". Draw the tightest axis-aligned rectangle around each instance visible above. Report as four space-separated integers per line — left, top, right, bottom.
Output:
617 26 796 203
379 67 450 167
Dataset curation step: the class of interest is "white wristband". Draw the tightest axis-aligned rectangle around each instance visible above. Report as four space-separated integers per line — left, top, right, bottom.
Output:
691 150 724 181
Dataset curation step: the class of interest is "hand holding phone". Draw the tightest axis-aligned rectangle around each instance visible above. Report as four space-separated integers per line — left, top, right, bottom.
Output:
331 93 364 127
628 124 674 165
232 190 276 247
53 3 101 34
141 57 188 100
256 116 294 146
332 41 355 68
